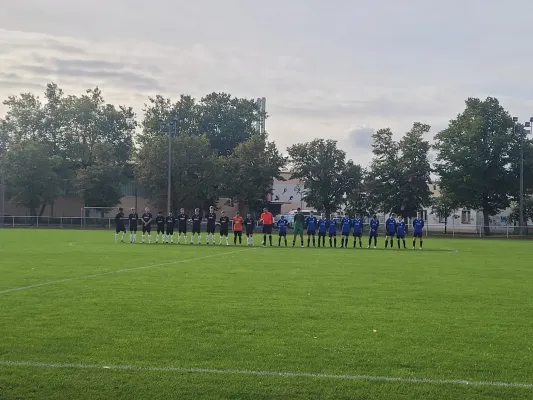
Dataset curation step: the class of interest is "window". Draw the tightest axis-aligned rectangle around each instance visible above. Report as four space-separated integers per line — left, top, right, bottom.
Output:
461 210 471 224
438 213 446 223
423 210 428 221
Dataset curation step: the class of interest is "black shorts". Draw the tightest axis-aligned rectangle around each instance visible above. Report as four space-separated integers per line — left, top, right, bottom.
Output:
157 225 165 234
220 227 229 236
414 232 422 238
178 225 187 234
342 231 350 237
329 232 337 237
116 225 126 233
166 227 174 235
192 226 201 235
369 232 378 237
318 231 326 237
129 225 137 232
279 231 287 237
246 230 254 236
262 224 273 235
142 225 151 234
207 225 216 234
353 232 362 237
397 234 405 239
307 230 316 235
234 231 243 237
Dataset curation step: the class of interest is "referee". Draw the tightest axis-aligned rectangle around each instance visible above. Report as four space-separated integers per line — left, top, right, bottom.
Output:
260 207 274 247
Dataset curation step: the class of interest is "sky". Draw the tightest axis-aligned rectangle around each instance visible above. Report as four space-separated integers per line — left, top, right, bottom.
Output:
1 0 533 165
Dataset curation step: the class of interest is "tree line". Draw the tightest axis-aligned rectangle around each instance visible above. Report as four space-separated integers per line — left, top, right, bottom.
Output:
1 84 532 231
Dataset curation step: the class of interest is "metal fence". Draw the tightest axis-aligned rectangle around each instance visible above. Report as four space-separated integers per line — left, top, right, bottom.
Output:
0 216 532 238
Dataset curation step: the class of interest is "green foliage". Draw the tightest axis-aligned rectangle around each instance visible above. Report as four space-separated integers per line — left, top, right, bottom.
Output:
287 139 363 217
434 97 515 230
221 135 286 213
4 140 60 216
135 134 219 212
141 92 263 155
367 123 432 218
430 189 458 232
508 197 533 224
345 169 373 217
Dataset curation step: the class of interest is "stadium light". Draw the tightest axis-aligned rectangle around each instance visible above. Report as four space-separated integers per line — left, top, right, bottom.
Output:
159 120 177 214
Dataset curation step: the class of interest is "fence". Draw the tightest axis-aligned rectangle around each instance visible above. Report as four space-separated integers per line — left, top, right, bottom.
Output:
0 216 532 238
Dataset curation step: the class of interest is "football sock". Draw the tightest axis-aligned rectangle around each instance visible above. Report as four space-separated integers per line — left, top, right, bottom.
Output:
334 237 337 247
269 235 272 246
312 237 316 246
329 238 332 247
385 239 388 248
278 237 281 246
114 233 118 242
413 240 416 248
373 237 377 246
420 240 423 249
403 240 406 248
307 237 310 247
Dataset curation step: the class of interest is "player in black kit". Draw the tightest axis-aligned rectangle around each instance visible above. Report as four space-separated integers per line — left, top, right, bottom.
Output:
219 210 230 246
176 208 188 244
244 213 255 246
166 211 176 243
128 208 138 243
114 208 126 243
141 207 153 244
155 211 165 243
191 208 202 244
206 206 217 245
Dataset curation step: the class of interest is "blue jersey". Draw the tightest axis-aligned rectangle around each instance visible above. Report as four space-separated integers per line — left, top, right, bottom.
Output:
327 219 337 234
318 218 327 233
277 219 287 234
341 217 351 233
369 218 379 235
386 218 397 234
352 218 363 234
306 216 317 231
413 218 424 233
396 221 406 236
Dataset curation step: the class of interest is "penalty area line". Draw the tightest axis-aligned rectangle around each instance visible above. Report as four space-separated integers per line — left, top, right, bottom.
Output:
0 360 531 389
0 249 249 295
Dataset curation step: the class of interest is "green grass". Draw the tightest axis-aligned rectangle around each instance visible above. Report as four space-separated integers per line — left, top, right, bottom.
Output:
0 229 532 400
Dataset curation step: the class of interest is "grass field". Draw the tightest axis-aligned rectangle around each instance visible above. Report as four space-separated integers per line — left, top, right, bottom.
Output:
0 229 532 399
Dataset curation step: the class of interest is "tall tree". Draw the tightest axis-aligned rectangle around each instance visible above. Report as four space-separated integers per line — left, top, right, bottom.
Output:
287 139 363 217
221 135 286 214
345 169 374 218
430 189 458 234
4 140 60 216
434 97 515 234
135 134 219 212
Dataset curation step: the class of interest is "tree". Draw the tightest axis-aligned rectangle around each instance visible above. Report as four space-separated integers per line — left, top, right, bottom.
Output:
135 134 219 212
367 123 432 220
345 169 374 218
4 140 60 216
434 97 515 234
430 190 458 234
75 143 124 210
508 197 533 226
287 139 363 217
221 135 286 214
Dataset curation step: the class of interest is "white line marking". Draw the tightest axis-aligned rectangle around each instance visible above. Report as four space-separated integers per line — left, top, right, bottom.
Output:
0 249 248 295
0 360 531 389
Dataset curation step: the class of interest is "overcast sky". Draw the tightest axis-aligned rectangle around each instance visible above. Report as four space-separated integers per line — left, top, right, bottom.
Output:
1 0 533 165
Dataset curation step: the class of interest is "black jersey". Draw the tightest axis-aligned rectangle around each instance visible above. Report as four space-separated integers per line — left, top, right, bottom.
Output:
177 213 188 227
128 213 138 226
206 212 217 226
166 216 176 227
219 216 230 230
244 217 255 230
115 212 125 226
156 215 165 226
141 213 152 225
191 214 201 229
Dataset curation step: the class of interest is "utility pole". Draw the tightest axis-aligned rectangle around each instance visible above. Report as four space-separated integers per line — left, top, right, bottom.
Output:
0 129 5 228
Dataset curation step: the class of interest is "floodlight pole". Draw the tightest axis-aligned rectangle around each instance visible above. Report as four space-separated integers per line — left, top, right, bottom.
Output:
513 117 523 234
160 120 177 214
0 136 5 228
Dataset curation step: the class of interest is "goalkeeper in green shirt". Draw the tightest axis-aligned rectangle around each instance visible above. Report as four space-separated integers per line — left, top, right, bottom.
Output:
292 208 305 247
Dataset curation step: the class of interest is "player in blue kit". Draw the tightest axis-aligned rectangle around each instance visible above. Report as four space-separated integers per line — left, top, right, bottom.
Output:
352 214 363 248
396 219 407 249
305 212 318 247
384 214 397 249
367 215 379 248
327 217 337 247
317 215 327 247
277 215 288 246
340 213 351 248
412 213 425 249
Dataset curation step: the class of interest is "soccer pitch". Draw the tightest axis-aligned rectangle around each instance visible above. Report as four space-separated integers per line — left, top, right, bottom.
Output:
0 230 532 400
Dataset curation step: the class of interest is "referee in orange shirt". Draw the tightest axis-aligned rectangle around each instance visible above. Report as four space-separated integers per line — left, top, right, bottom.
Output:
260 207 274 247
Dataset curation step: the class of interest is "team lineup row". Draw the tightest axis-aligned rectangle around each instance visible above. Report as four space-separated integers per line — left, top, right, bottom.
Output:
113 207 426 249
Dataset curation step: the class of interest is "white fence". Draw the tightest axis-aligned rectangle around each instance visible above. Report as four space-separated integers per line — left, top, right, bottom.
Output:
0 216 531 238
